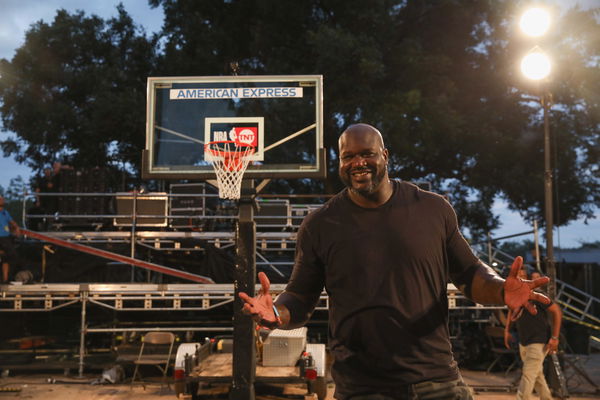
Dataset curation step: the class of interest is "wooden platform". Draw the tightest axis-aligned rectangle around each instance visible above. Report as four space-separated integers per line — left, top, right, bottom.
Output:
190 353 301 383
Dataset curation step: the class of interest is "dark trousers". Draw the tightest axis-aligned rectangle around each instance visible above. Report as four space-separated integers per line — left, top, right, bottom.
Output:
0 236 17 265
346 378 474 400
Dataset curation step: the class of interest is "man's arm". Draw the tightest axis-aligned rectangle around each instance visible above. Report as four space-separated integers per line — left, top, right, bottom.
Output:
546 302 562 354
467 262 505 305
240 219 324 330
9 220 20 236
239 272 320 330
272 221 324 329
239 272 281 329
504 309 513 349
453 259 505 305
239 291 316 330
456 256 551 315
444 199 549 311
274 290 320 329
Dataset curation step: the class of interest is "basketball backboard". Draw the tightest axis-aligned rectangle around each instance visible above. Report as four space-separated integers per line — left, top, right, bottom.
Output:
142 75 325 180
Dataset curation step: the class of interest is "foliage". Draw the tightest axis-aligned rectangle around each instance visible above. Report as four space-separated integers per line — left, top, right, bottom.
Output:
0 1 598 239
574 240 600 250
0 5 157 177
498 238 600 254
498 239 539 259
148 0 599 238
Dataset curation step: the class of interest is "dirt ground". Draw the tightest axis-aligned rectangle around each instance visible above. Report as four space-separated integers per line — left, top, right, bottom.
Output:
0 353 598 399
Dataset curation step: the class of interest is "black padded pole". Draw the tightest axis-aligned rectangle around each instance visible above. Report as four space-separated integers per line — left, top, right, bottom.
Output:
230 180 256 400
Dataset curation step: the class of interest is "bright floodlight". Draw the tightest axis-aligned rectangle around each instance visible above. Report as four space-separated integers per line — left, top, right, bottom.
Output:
521 51 551 80
520 7 550 37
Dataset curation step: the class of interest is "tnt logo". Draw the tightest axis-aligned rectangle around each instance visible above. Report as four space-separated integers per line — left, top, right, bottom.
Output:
230 126 258 146
206 118 262 160
211 126 258 146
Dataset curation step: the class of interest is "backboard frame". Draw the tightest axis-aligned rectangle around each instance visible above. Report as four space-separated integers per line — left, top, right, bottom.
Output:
142 75 325 180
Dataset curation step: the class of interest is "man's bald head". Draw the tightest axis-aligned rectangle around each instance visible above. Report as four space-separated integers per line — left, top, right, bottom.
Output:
339 123 385 150
337 123 391 204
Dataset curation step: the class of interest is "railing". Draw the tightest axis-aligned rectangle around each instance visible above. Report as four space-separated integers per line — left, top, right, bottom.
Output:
471 230 536 271
23 191 321 279
24 191 322 231
23 191 600 330
556 280 600 332
0 281 497 377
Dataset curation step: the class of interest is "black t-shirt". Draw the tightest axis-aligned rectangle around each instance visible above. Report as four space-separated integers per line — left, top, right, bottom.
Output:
515 300 552 345
278 180 480 396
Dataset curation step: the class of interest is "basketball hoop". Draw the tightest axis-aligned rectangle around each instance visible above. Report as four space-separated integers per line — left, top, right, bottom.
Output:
204 141 255 200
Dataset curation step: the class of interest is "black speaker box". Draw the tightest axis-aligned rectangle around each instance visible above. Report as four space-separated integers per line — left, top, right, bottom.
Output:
114 194 168 227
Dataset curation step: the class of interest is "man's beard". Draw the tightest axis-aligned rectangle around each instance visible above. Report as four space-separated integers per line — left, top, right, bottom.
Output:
340 166 386 197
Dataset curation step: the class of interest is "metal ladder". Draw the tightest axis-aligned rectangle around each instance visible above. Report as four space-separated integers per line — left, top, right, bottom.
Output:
555 279 600 332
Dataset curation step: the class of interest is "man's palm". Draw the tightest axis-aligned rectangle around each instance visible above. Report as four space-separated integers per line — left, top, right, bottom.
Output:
239 272 277 325
504 256 550 319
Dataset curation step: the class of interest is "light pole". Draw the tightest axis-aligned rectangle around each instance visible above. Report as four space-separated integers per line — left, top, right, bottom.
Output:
540 87 555 299
519 7 556 299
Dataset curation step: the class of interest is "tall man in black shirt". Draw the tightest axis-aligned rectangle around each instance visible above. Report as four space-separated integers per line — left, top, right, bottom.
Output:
240 123 550 400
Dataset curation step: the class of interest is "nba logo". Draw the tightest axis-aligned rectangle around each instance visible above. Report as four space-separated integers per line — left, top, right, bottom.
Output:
231 127 258 147
204 117 264 162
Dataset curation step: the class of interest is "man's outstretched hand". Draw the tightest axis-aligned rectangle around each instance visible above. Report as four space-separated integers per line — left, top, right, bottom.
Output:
504 256 550 320
238 272 280 329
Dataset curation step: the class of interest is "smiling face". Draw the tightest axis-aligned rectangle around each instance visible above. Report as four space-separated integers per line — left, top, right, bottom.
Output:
338 124 389 199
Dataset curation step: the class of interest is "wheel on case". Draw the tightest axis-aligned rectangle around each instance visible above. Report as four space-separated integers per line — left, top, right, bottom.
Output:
174 380 185 398
188 382 200 400
307 376 328 400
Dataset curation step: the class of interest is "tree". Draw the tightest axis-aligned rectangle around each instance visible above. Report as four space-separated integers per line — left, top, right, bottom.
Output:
149 0 599 238
1 1 598 239
0 5 157 178
498 239 539 260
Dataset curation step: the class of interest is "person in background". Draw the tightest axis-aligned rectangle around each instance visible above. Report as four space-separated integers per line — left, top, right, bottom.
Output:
504 266 562 400
34 165 61 221
51 161 67 191
0 196 21 282
530 269 543 280
530 269 548 293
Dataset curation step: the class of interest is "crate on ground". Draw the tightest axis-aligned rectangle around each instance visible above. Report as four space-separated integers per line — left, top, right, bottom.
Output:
262 327 307 367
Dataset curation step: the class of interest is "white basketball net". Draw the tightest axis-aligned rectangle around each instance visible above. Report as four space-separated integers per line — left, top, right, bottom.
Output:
205 141 255 200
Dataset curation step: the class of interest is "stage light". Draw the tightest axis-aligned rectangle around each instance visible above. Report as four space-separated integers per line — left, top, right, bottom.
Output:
520 7 550 37
520 50 551 81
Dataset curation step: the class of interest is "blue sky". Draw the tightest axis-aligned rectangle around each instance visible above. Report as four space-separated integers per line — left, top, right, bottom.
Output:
0 0 163 184
0 0 598 247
